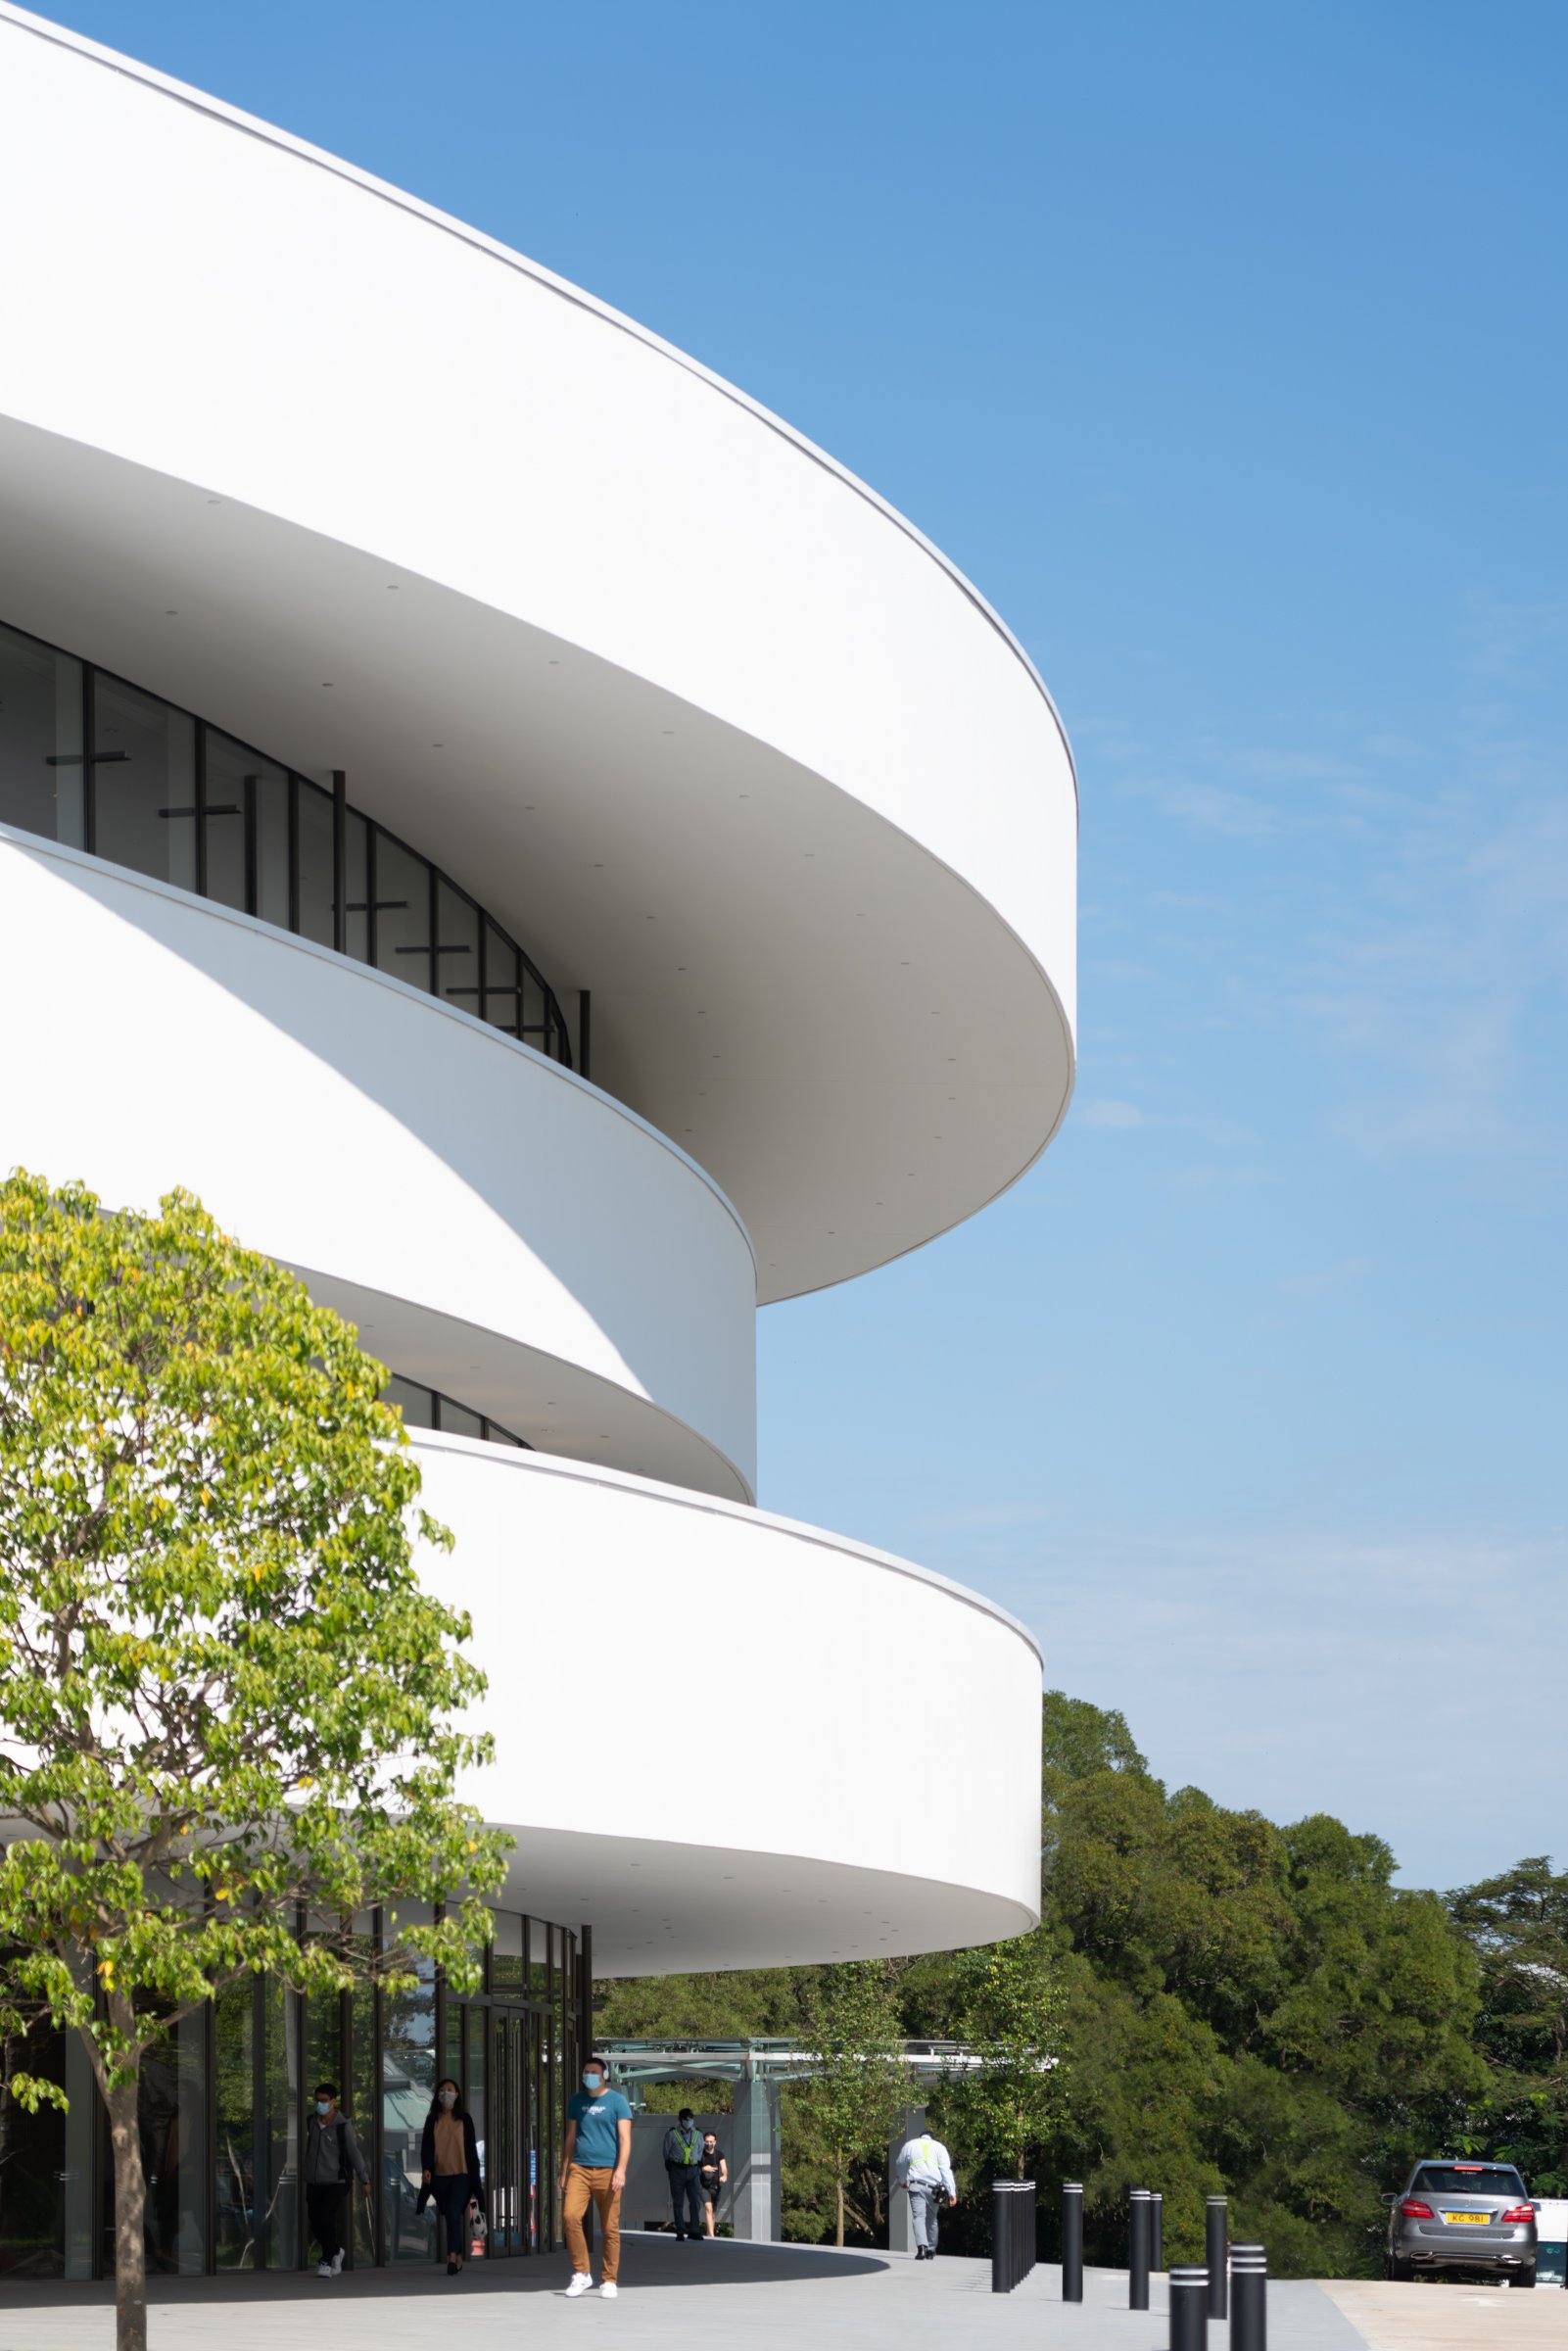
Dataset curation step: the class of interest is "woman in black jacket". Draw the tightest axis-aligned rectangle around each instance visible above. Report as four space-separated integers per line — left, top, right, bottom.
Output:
419 2079 484 2276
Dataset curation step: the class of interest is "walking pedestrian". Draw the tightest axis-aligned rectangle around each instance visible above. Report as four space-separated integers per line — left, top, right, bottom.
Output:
304 2082 371 2278
663 2107 705 2240
698 2131 728 2237
559 2056 632 2299
417 2077 484 2276
893 2127 957 2262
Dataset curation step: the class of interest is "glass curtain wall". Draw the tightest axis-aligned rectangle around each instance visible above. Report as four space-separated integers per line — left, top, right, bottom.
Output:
382 1374 530 1452
0 1901 582 2280
0 616 578 1071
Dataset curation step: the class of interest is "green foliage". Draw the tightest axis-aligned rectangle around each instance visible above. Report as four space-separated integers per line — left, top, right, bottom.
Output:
1027 1707 1483 2275
942 1933 1064 2181
792 1962 911 2247
0 1174 509 2345
1447 1857 1568 2195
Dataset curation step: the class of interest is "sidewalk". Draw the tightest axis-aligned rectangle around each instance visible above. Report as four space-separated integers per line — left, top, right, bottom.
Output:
0 2234 1545 2351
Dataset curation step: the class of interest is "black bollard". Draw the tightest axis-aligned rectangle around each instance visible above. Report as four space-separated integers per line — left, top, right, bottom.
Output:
1151 2190 1164 2273
1206 2198 1228 2320
990 2181 1036 2292
1169 2265 1209 2351
1128 2188 1152 2311
1231 2243 1267 2351
991 2181 1013 2295
1062 2181 1084 2303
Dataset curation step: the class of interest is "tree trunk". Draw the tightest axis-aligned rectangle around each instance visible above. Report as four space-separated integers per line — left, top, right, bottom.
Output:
107 2059 148 2351
835 2172 845 2249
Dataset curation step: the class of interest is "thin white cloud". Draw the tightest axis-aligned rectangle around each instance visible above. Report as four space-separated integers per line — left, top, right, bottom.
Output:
1078 1099 1145 1130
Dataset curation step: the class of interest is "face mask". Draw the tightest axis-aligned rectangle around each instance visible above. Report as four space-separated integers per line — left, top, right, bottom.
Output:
439 2090 456 2108
314 2099 332 2117
583 2073 603 2092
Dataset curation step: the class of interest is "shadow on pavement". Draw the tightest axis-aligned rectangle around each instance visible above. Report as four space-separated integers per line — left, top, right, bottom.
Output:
0 2233 889 2308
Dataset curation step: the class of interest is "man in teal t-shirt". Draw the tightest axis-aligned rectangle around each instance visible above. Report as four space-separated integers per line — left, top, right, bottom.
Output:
560 2059 633 2296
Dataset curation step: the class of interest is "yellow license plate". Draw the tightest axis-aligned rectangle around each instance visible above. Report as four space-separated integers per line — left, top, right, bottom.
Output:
1445 2212 1490 2225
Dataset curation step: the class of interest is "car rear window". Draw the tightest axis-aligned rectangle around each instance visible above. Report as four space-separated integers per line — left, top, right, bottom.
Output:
1413 2166 1528 2199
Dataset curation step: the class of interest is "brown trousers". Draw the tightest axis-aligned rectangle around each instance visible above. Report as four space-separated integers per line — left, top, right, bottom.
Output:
563 2165 622 2280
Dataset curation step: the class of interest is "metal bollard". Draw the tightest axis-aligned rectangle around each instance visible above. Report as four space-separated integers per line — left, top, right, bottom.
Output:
1206 2197 1228 2320
1128 2188 1152 2311
1062 2181 1083 2303
1151 2190 1164 2273
990 2181 1035 2292
1231 2243 1267 2351
991 2181 1013 2294
1169 2265 1209 2351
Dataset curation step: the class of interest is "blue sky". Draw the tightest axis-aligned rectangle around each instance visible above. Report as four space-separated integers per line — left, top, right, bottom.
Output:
55 0 1567 1889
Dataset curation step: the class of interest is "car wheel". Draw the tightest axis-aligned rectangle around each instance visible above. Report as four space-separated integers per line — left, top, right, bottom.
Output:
1386 2256 1413 2282
1512 2266 1536 2289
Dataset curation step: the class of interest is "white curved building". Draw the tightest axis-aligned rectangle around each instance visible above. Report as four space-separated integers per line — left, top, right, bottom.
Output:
0 1 1073 2279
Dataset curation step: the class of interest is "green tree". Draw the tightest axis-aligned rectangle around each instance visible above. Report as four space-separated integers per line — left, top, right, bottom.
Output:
1448 1857 1568 2195
944 1933 1065 2181
792 1962 910 2246
0 1174 509 2351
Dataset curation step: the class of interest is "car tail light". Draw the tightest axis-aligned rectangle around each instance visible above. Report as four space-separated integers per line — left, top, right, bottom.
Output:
1401 2200 1434 2219
1500 2205 1535 2224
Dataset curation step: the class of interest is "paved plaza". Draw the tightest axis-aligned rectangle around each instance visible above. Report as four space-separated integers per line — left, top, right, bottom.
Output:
3 2235 1558 2351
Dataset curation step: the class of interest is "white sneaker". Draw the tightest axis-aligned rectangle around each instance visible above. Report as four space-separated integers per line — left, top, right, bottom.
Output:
564 2272 594 2296
330 2250 345 2276
600 2280 619 2300
316 2261 332 2278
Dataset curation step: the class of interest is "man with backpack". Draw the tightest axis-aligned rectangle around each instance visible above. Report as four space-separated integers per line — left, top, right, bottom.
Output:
662 2107 706 2240
305 2080 372 2277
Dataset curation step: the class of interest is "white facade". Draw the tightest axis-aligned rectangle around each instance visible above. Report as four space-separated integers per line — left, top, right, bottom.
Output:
0 3 1073 1976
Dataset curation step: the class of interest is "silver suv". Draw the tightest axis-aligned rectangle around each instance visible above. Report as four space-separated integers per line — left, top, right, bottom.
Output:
1386 2160 1537 2285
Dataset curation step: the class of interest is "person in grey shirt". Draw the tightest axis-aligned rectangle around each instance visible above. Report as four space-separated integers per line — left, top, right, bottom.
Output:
305 2081 371 2277
893 2128 958 2262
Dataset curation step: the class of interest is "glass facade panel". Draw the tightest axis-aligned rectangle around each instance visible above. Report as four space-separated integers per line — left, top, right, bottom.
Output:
349 1919 377 2271
201 730 265 915
465 2011 486 2206
0 2020 66 2275
435 877 479 1012
492 1912 524 1993
382 1925 436 2266
138 2007 207 2277
383 1374 434 1430
437 1397 484 1441
341 808 369 965
260 1974 300 2270
0 620 83 845
295 777 335 948
371 829 430 990
90 673 196 893
255 768 291 931
481 920 521 1034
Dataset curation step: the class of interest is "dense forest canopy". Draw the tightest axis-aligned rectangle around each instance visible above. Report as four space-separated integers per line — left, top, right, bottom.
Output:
596 1693 1564 2276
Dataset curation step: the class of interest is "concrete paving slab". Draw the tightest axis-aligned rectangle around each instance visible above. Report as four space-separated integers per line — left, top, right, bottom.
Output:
0 2238 1375 2351
1321 2278 1568 2347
